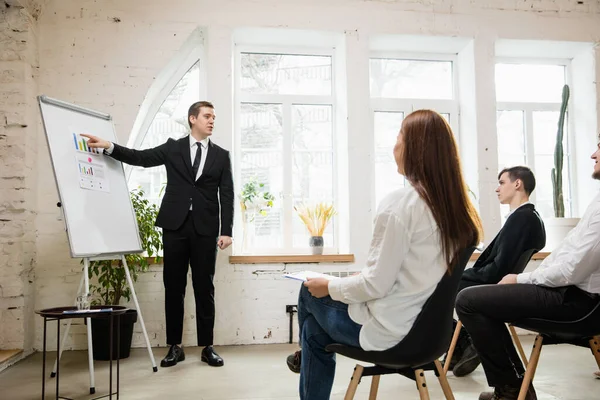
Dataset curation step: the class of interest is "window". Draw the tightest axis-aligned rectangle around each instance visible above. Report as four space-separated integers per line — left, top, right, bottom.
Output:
235 51 337 254
127 62 200 206
370 56 458 207
495 62 572 219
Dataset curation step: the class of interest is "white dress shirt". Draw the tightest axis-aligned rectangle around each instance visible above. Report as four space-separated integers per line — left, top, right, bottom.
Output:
517 191 600 294
328 184 446 351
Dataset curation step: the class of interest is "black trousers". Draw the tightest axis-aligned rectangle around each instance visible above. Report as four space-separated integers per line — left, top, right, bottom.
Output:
163 211 217 346
451 278 483 344
456 283 599 387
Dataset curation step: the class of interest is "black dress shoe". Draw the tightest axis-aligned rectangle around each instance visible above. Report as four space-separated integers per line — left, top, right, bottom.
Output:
453 343 481 377
479 383 537 400
286 350 301 373
160 345 185 368
201 345 224 367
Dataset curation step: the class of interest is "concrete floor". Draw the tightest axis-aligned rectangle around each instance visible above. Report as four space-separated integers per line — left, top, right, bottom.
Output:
0 337 598 399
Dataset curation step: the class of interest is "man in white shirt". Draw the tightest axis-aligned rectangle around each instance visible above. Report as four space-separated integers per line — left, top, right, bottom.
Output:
456 143 600 400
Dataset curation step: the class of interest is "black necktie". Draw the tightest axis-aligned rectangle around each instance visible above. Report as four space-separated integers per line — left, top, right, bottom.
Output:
192 142 202 179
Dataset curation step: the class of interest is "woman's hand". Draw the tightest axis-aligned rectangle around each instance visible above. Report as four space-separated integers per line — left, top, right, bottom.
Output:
304 277 330 298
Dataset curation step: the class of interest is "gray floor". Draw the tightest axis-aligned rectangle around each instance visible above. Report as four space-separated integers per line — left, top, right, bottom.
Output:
0 337 598 399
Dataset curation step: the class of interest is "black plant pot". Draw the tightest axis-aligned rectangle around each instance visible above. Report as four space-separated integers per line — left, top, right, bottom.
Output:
88 309 138 360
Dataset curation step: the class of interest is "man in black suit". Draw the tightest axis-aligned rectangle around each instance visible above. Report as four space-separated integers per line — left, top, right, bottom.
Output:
83 101 234 368
447 166 546 377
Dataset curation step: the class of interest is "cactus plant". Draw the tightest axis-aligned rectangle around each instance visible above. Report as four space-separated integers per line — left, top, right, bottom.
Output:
551 84 570 218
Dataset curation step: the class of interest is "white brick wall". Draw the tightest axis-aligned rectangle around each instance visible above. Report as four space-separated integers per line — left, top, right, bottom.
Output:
0 0 597 352
0 2 39 353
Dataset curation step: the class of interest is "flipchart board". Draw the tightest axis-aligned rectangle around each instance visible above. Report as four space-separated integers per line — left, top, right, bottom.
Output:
38 95 143 258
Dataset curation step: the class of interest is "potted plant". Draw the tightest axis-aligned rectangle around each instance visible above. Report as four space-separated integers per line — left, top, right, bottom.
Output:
86 188 162 360
543 84 580 251
239 178 275 253
294 202 336 255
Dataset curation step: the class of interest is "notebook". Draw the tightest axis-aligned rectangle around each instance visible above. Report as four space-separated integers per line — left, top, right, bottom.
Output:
283 271 338 282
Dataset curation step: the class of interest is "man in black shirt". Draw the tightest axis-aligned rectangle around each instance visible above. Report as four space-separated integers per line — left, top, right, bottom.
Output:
448 166 546 377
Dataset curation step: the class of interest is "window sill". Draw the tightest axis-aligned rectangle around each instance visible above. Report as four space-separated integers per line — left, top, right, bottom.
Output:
228 254 355 264
145 252 548 265
469 251 550 262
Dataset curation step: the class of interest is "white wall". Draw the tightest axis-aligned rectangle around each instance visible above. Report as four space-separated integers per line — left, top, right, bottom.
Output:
20 0 600 351
0 3 39 355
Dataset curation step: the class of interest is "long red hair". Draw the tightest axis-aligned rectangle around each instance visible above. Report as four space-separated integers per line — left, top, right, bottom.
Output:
399 110 482 271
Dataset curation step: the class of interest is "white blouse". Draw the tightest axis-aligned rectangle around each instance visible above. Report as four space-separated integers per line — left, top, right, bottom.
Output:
328 184 446 351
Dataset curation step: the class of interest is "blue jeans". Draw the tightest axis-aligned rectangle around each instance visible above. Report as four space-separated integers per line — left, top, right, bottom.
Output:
297 284 362 400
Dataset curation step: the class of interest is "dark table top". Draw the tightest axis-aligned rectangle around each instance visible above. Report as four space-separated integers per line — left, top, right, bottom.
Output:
36 305 128 319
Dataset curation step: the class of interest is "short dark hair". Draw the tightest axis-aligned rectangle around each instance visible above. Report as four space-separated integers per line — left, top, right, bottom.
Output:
498 166 536 195
188 101 214 128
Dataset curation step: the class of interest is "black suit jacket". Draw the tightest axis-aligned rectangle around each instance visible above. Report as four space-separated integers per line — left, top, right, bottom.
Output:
461 204 546 284
109 136 234 237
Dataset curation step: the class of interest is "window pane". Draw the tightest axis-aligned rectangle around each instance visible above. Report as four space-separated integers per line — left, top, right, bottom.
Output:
128 62 200 205
292 105 333 150
497 110 526 169
533 111 568 155
292 105 334 248
370 59 453 99
240 53 332 96
374 111 405 207
240 151 284 249
240 103 283 149
533 111 571 218
495 64 565 103
239 103 285 251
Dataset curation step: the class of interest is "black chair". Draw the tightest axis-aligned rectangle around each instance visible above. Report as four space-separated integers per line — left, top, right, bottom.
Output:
444 247 540 375
325 247 475 400
510 299 600 400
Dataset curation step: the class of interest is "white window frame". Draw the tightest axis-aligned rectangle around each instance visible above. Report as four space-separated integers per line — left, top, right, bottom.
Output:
495 57 576 216
125 30 205 181
369 52 460 212
233 45 340 254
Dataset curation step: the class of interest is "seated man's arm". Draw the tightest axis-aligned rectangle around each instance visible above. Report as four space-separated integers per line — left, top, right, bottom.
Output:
518 211 600 287
464 215 537 284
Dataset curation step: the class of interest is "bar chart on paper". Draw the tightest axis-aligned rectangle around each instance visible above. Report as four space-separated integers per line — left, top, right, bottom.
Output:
73 132 101 154
77 154 110 192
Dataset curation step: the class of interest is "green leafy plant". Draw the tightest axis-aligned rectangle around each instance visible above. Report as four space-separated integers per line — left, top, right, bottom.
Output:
239 178 275 222
552 84 570 218
239 178 275 252
87 188 163 305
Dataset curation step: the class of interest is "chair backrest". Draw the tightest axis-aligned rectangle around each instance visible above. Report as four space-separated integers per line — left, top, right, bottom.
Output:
369 246 476 367
511 248 539 274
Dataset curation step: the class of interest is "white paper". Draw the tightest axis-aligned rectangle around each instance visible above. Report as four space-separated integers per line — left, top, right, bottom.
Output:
283 270 338 282
71 130 111 193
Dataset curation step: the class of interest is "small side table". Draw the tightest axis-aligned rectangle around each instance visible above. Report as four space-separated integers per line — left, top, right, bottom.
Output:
36 306 128 400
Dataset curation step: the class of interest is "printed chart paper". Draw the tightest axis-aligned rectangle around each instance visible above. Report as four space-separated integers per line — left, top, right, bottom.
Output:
72 131 110 193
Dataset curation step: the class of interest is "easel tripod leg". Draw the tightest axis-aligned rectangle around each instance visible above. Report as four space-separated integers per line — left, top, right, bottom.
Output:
122 256 157 371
